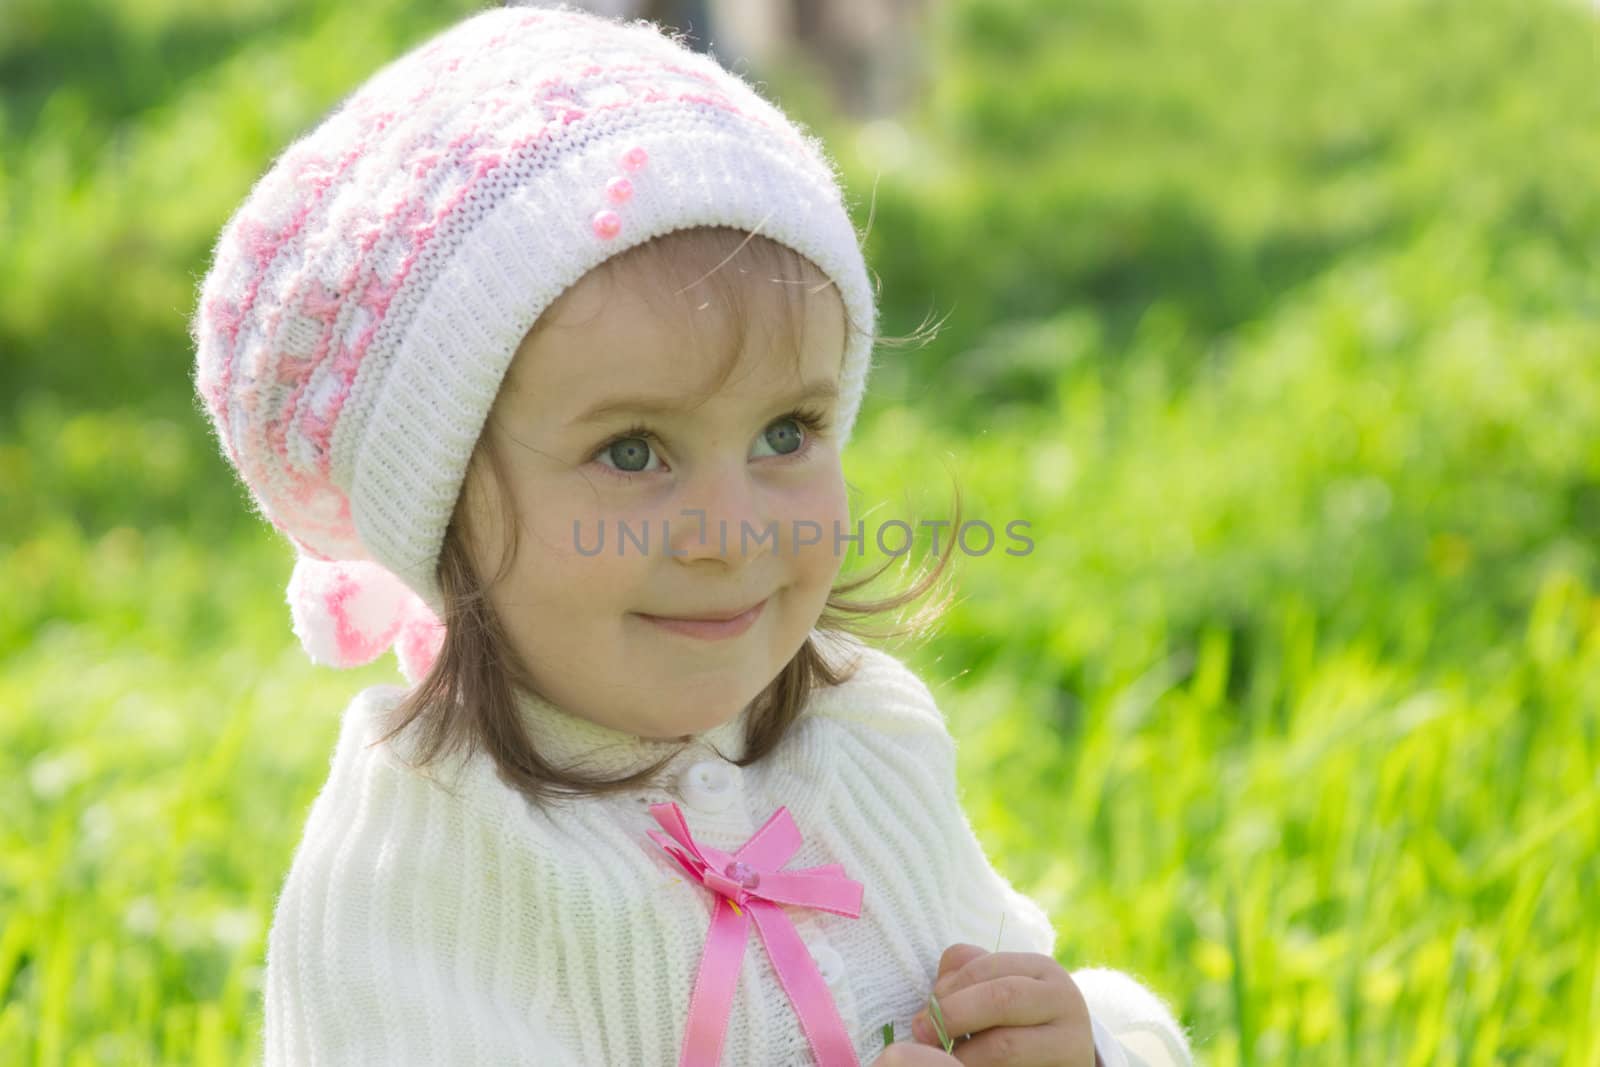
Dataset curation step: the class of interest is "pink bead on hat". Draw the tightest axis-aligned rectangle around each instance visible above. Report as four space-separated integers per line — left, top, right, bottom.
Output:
190 3 878 682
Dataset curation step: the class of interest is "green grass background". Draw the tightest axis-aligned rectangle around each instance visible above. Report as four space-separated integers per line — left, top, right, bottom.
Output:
3 0 1597 1062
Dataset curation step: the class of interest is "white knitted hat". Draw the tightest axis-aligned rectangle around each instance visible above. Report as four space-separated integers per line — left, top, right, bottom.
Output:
191 3 878 682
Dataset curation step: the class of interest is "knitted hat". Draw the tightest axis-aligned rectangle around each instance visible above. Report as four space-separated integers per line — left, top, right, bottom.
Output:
191 3 878 684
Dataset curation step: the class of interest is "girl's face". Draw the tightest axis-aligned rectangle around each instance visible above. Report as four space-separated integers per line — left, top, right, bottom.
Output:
461 260 850 740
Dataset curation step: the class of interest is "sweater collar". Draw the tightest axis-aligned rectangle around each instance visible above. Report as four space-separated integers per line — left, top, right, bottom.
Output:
512 684 756 780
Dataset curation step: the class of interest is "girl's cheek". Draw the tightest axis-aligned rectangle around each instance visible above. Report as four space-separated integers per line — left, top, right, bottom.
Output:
784 467 849 559
797 455 848 517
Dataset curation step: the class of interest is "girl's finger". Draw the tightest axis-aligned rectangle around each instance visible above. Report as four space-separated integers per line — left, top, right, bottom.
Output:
871 1040 964 1065
934 951 1069 1001
933 943 990 986
949 1022 1080 1067
914 974 1060 1045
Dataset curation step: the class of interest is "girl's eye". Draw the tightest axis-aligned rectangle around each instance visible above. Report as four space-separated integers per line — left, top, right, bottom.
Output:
752 415 806 458
602 435 658 475
592 406 830 481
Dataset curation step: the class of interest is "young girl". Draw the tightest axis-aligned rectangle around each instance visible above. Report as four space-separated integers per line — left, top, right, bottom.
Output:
191 5 1195 1065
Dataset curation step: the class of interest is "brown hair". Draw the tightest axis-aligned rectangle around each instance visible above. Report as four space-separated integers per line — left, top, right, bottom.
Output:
373 226 961 811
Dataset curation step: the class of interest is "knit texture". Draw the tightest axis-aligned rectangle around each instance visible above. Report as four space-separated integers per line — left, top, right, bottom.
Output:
191 3 878 614
261 637 1195 1065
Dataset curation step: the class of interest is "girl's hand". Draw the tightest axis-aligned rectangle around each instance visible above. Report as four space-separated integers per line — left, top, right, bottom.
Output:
908 944 1097 1066
871 1045 964 1066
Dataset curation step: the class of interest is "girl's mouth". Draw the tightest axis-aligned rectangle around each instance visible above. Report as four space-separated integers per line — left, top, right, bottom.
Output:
634 598 768 641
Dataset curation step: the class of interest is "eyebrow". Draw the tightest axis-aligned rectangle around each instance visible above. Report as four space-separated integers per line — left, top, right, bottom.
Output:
569 379 840 426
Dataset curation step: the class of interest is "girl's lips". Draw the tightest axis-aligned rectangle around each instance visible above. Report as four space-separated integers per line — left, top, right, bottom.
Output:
636 598 768 641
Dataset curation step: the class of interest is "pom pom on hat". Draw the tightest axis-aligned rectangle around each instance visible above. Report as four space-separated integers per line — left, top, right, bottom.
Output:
394 605 447 687
287 556 444 685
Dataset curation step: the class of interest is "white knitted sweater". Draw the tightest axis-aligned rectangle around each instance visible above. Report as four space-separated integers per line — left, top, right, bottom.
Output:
261 636 1195 1065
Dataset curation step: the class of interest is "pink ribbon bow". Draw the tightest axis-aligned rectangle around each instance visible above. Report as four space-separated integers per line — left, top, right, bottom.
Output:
646 802 865 1067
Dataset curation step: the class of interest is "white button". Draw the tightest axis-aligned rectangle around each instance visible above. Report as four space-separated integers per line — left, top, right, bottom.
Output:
810 943 844 986
677 759 739 813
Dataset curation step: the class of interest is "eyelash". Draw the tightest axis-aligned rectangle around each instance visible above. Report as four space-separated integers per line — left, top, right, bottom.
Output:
590 405 832 482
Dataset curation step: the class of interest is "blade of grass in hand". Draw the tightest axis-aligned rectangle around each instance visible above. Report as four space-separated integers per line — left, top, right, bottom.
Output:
928 991 954 1052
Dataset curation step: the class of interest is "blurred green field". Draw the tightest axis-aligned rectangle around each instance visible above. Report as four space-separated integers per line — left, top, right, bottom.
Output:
3 0 1598 1063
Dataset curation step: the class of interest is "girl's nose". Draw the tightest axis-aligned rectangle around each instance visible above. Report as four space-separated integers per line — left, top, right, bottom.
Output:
667 462 773 565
